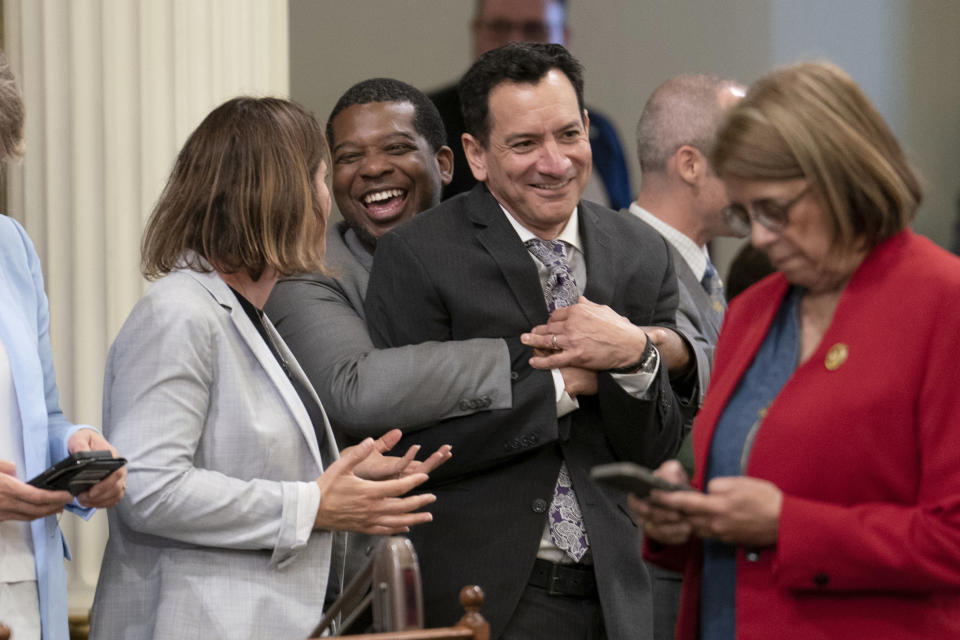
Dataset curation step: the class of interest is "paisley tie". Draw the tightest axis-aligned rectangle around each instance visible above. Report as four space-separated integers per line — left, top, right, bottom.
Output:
524 238 589 562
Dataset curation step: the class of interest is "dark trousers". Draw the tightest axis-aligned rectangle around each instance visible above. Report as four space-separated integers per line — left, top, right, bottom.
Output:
501 582 606 640
648 562 682 640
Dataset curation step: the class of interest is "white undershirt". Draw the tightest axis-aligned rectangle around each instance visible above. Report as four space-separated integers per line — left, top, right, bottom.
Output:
0 335 38 583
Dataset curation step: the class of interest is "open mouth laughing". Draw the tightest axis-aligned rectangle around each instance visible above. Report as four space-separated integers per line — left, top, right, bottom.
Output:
360 188 409 221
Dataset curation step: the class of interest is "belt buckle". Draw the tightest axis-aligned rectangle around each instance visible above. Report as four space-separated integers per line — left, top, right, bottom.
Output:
547 562 566 596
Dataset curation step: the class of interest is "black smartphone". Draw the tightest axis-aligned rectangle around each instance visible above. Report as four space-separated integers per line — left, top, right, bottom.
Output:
590 461 690 499
28 450 127 496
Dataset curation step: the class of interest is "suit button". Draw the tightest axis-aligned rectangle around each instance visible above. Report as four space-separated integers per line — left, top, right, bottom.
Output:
531 498 548 513
480 395 491 407
745 551 759 562
511 371 519 381
813 572 829 587
458 400 471 411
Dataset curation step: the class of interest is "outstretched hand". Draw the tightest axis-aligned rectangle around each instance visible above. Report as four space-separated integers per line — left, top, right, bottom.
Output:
353 428 452 480
314 433 449 535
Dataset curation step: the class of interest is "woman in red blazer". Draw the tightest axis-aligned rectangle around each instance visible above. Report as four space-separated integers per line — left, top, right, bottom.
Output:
635 61 960 639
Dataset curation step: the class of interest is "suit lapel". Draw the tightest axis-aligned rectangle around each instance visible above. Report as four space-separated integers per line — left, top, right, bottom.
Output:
467 186 551 326
264 317 339 467
187 270 325 471
579 201 615 304
672 246 724 337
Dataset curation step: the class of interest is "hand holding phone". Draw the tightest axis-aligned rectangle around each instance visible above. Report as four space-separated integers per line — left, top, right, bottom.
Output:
28 451 127 496
590 461 691 499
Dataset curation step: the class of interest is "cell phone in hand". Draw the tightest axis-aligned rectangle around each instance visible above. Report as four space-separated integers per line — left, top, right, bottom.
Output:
590 462 690 499
28 450 127 496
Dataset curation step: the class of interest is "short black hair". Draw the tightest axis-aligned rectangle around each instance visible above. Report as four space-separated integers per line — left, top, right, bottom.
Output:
326 78 447 151
458 42 585 147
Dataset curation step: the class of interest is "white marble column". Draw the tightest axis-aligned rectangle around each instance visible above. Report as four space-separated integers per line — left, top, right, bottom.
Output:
3 0 289 614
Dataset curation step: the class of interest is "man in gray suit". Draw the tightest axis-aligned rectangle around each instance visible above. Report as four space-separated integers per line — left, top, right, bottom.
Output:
265 79 530 597
629 74 745 406
364 43 686 639
627 73 745 640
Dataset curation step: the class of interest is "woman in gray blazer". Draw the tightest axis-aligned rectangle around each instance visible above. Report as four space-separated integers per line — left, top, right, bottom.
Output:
89 97 447 640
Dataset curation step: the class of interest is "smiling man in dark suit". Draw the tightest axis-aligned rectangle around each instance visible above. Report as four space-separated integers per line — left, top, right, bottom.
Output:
364 43 685 639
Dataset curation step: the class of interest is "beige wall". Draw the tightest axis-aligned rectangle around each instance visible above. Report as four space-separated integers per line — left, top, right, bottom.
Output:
289 0 960 271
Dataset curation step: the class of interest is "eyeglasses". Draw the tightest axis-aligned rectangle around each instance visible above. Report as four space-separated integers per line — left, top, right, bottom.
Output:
722 185 811 237
474 19 563 42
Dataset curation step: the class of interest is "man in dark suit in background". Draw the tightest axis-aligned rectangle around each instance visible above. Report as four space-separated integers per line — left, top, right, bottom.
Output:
365 43 685 639
429 0 632 209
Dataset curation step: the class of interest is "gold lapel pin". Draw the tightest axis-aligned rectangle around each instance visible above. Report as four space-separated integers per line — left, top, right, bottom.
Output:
825 343 849 371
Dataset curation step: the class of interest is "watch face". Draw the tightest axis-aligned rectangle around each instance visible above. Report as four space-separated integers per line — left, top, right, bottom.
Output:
640 341 659 373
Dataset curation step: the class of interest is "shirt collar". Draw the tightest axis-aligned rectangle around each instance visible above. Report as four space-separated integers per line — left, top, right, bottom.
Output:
629 202 709 278
500 203 583 253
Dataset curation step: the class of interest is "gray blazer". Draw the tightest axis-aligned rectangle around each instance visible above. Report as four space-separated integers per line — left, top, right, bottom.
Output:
669 244 723 405
265 222 513 438
90 267 339 640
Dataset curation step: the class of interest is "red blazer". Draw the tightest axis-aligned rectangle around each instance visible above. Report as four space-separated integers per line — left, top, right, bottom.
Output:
647 230 960 639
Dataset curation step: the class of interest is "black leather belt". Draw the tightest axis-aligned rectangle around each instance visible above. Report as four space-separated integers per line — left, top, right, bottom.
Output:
529 558 598 598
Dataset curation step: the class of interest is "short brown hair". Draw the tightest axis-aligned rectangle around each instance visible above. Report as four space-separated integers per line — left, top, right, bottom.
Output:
0 51 25 162
142 97 328 280
711 61 921 252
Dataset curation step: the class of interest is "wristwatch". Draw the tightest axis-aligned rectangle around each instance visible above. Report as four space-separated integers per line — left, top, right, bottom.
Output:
608 333 659 375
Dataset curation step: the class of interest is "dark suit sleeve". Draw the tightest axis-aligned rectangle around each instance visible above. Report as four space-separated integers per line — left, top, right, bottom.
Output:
365 231 559 482
596 235 686 469
365 231 453 347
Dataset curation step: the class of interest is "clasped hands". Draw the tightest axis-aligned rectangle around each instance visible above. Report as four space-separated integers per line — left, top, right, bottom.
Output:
628 460 783 547
314 428 452 535
520 296 691 396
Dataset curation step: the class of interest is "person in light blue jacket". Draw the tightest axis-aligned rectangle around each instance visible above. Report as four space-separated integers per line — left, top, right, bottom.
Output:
0 51 125 640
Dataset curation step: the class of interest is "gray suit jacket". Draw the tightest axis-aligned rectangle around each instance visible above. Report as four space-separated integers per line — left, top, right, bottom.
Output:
90 267 339 640
619 209 722 408
365 185 685 639
265 222 513 438
669 244 723 405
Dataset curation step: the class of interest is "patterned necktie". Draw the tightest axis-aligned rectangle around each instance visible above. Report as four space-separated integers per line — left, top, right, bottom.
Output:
524 238 589 562
524 239 580 313
701 257 727 315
